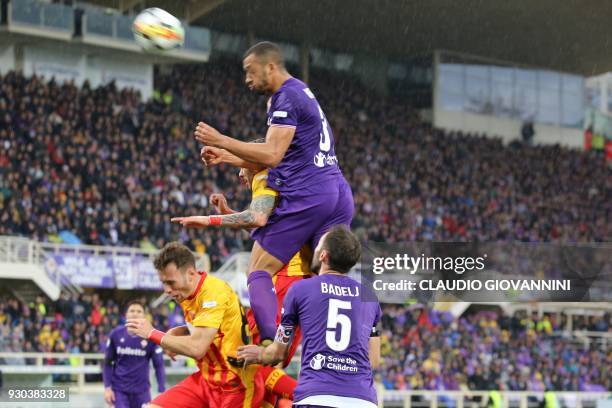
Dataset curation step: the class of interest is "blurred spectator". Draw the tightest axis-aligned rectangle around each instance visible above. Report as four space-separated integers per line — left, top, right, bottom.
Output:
521 121 535 145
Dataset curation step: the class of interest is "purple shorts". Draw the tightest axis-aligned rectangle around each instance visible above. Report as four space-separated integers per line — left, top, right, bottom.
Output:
114 389 151 408
252 176 354 265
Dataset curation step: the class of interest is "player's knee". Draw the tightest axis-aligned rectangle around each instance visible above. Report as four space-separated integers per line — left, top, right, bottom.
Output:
248 265 274 276
249 244 284 274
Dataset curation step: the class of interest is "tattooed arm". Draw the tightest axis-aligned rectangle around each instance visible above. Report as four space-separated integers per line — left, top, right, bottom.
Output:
171 194 276 229
218 194 276 228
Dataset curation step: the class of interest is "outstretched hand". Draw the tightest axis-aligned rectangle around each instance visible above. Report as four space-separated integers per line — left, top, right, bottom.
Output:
125 318 154 339
237 345 263 366
171 216 212 228
200 146 227 167
195 122 225 147
210 193 231 214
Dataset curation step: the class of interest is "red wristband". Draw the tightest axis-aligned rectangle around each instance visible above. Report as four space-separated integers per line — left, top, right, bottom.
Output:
148 329 166 345
209 216 222 226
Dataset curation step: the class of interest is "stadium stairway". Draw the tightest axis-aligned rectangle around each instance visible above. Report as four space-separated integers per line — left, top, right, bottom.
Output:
0 236 81 302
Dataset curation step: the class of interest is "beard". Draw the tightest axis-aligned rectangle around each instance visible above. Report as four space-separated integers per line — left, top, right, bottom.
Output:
253 74 271 95
310 255 321 275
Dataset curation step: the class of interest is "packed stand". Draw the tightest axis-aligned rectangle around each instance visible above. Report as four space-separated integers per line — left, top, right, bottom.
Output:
0 61 610 273
0 68 256 270
1 293 610 391
378 305 611 392
0 293 182 358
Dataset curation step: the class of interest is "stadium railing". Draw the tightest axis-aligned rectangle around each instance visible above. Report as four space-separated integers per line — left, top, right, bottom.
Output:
0 352 197 390
0 236 81 299
8 0 74 39
383 390 611 408
573 330 612 349
0 236 44 266
0 353 609 407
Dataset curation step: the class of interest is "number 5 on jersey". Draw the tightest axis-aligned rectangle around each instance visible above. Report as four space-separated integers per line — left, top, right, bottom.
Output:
326 299 352 351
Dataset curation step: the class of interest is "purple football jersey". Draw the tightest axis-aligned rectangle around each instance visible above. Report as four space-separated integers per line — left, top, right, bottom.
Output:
266 77 342 193
279 274 381 405
103 326 165 394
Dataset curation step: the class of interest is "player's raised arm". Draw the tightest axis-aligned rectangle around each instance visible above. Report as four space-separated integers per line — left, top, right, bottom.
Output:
210 193 236 215
171 193 275 229
195 42 296 168
201 146 263 171
195 122 294 168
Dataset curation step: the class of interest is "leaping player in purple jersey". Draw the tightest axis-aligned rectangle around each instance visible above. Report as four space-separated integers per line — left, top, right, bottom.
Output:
194 41 354 344
237 226 381 408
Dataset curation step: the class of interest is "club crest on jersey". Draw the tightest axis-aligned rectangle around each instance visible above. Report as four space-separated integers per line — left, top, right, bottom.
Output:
275 324 293 345
141 340 147 348
120 337 125 343
310 353 326 370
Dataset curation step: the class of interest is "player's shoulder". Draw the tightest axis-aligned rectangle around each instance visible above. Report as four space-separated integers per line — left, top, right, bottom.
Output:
287 274 321 296
254 169 269 180
272 78 308 104
203 272 228 288
279 77 306 93
202 273 235 298
251 169 270 189
109 326 126 339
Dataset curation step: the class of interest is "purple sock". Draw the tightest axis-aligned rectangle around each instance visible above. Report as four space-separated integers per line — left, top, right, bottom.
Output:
247 270 278 341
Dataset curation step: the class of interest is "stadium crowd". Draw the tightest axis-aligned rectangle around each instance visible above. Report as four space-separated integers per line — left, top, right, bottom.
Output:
0 293 609 392
0 58 610 393
0 293 182 358
378 306 610 392
0 61 609 272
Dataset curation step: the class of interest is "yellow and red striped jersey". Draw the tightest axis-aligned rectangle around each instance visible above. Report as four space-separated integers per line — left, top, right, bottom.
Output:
180 272 256 399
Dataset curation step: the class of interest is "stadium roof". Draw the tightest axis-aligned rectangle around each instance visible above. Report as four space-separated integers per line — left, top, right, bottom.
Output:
89 0 612 75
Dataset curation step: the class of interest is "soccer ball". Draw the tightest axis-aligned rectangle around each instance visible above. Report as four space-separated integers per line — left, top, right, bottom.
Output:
132 8 184 51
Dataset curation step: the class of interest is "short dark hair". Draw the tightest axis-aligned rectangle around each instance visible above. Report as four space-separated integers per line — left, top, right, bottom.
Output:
321 226 361 274
125 299 146 314
153 242 195 271
243 41 285 68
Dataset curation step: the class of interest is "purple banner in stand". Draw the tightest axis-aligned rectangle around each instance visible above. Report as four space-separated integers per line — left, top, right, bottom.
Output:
44 252 161 290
